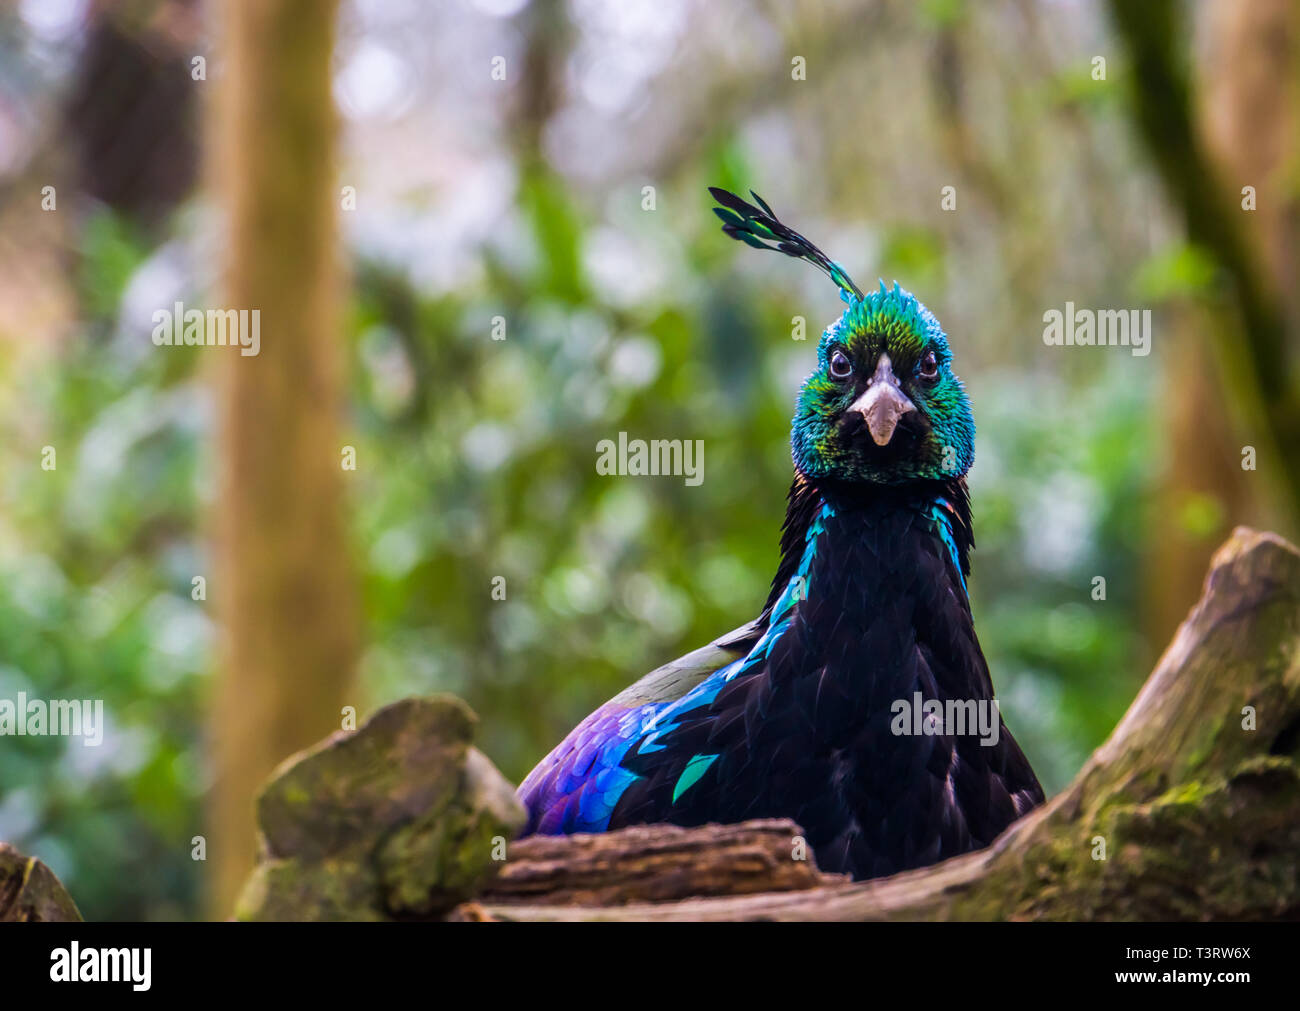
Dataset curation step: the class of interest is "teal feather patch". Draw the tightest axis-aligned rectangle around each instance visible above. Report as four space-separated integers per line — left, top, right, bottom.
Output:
931 499 969 597
672 753 720 804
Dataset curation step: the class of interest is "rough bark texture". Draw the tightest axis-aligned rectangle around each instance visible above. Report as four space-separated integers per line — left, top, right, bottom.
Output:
471 527 1300 921
209 0 358 918
475 819 844 908
234 696 525 922
0 843 81 922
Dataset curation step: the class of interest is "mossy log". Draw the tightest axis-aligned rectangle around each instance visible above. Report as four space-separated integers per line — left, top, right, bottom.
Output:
471 527 1300 921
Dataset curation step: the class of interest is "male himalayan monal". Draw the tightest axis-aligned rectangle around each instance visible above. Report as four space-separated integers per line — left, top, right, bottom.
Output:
517 187 1044 880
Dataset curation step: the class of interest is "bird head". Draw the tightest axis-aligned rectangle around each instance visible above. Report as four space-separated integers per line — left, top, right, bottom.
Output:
710 187 974 487
792 283 973 485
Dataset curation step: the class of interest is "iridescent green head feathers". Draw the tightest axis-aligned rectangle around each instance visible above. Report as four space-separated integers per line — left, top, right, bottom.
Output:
711 187 975 487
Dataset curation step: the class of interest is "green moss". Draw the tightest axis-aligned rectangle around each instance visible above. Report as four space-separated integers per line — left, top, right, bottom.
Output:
236 698 524 921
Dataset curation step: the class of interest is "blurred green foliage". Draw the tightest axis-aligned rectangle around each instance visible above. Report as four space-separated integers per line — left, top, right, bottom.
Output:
0 217 205 920
2 172 1149 918
1 0 1239 921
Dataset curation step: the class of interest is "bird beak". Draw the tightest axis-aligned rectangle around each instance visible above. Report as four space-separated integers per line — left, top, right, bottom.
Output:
849 354 916 447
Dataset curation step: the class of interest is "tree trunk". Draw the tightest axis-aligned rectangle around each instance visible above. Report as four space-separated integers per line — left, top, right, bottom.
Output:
1144 0 1300 652
208 0 357 919
1109 0 1300 527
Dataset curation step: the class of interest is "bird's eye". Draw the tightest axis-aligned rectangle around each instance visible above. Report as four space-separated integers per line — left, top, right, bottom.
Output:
829 349 852 379
919 350 939 380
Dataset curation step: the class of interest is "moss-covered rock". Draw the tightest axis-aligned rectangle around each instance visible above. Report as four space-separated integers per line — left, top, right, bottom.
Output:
236 857 385 922
379 749 524 916
235 695 525 921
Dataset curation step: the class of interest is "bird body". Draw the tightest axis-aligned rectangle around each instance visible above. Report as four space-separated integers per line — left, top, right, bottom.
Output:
517 189 1043 879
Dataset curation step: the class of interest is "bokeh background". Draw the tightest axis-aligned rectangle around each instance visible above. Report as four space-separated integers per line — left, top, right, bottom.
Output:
0 0 1296 920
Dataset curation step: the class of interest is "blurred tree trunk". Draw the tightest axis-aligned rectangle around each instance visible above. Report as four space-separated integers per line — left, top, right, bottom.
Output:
1146 321 1256 650
209 0 357 918
1120 0 1300 648
1200 0 1299 341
